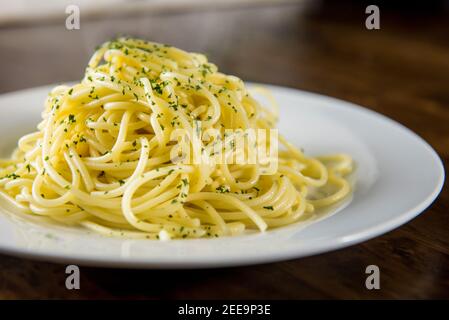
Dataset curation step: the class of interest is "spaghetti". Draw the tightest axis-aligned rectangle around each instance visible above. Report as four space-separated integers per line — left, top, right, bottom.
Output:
0 38 352 240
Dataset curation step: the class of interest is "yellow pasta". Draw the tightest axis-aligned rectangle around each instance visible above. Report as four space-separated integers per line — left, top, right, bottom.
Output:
0 38 353 240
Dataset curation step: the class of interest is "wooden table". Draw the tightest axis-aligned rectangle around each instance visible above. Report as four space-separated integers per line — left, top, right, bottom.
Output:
0 1 448 299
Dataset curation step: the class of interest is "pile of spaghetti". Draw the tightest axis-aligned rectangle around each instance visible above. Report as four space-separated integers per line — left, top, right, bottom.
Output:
0 38 352 240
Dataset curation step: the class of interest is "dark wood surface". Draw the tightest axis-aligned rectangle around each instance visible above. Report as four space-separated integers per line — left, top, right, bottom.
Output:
0 2 448 299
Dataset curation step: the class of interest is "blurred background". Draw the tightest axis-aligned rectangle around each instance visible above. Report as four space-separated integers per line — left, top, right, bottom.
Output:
1 0 448 96
0 0 448 299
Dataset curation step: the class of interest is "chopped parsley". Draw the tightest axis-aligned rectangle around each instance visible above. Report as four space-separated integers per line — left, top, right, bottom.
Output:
3 173 20 180
216 185 230 193
67 114 76 124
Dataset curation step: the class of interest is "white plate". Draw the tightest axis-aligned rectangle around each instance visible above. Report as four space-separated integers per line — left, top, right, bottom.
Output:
0 84 444 269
